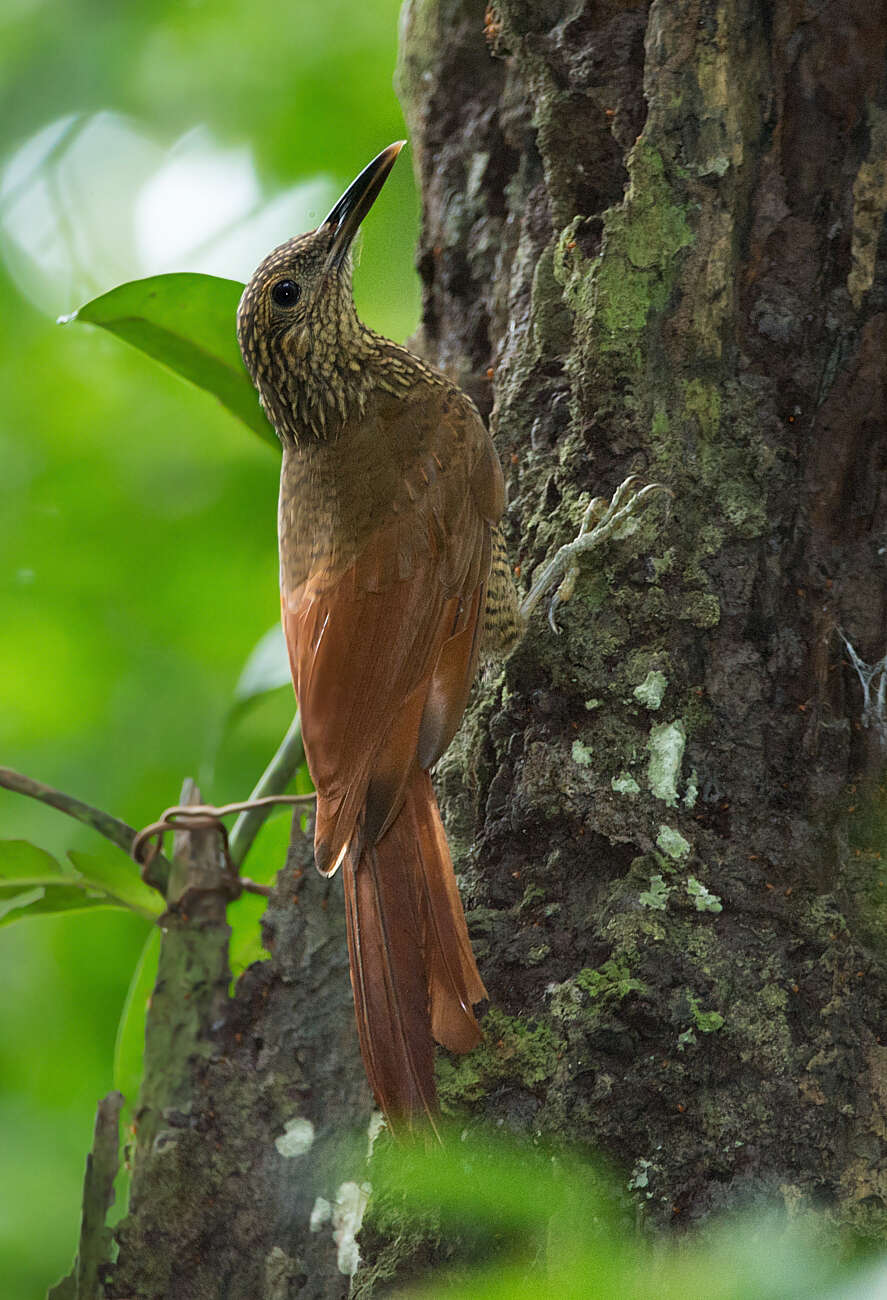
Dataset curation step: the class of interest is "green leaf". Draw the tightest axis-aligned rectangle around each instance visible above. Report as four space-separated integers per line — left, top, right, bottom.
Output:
0 881 116 926
218 624 295 762
233 623 291 705
228 917 271 979
0 839 65 881
0 886 46 920
0 839 161 924
68 848 162 918
66 273 278 448
114 927 161 1104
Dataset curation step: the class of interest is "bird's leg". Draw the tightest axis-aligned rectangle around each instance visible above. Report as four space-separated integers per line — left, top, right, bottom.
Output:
520 476 669 633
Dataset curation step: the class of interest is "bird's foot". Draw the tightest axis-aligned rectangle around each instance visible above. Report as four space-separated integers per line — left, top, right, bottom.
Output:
519 476 669 633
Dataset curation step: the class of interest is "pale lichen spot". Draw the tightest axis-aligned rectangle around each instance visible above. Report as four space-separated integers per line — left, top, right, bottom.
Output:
656 824 691 860
310 1197 331 1231
848 104 887 308
366 1110 385 1160
686 876 722 913
332 1180 372 1276
274 1116 315 1157
647 719 686 805
612 772 641 795
639 873 671 909
633 670 667 710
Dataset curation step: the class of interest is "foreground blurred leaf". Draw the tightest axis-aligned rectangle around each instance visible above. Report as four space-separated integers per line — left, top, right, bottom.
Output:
373 1128 621 1249
372 1128 861 1300
67 273 278 447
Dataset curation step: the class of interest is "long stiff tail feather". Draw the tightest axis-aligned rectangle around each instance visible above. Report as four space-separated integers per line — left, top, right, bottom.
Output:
342 767 487 1134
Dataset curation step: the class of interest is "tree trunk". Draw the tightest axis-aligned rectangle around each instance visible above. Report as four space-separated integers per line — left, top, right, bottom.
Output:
63 2 887 1296
398 0 887 1238
102 787 375 1300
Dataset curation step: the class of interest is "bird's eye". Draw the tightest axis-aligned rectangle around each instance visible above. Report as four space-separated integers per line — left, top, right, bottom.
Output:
271 279 301 308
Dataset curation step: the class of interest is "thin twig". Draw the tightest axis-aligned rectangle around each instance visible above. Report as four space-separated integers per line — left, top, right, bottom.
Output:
0 766 171 875
228 713 310 868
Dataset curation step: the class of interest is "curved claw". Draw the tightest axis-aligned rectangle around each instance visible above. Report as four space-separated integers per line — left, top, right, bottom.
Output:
577 494 609 538
607 474 642 513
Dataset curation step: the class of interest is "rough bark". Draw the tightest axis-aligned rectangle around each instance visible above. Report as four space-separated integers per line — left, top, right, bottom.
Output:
396 0 887 1247
56 2 887 1296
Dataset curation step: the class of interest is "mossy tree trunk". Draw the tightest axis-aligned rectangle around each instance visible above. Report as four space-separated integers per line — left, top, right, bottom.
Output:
398 0 887 1236
65 3 887 1297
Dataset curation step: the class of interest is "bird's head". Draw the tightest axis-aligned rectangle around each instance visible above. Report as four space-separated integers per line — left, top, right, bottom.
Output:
237 141 405 442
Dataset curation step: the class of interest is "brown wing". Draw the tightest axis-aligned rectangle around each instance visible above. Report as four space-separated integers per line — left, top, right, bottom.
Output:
280 381 503 875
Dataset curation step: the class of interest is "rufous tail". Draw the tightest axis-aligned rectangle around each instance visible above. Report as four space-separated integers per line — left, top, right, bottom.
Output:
342 767 487 1134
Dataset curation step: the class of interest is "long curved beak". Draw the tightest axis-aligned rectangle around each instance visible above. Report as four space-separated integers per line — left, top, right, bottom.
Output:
322 140 406 271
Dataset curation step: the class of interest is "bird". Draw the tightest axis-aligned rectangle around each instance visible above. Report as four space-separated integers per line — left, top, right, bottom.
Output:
237 142 522 1133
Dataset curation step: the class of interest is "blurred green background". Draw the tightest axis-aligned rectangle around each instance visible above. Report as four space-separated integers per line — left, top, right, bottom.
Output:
0 2 417 1295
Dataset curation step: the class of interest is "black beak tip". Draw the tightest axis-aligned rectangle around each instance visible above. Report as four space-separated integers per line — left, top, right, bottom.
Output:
323 140 407 268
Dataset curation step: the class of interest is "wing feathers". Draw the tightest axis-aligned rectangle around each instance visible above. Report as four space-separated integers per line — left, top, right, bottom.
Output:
417 583 485 771
285 556 464 871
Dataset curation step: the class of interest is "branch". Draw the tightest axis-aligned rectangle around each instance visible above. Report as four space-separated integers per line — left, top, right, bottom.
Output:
0 766 172 876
